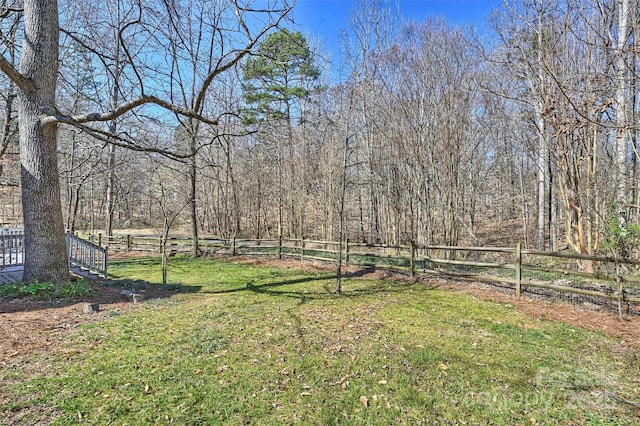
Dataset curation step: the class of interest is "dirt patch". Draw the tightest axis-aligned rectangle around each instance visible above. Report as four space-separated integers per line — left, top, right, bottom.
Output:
430 279 640 344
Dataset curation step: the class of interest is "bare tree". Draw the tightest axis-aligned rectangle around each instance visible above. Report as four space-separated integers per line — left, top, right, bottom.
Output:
0 0 291 283
611 0 632 206
340 0 399 245
149 161 190 285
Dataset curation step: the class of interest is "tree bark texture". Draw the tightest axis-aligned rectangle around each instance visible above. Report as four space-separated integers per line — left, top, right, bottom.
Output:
19 0 69 283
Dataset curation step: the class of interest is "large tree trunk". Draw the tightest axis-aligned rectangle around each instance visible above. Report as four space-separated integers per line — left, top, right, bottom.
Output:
19 0 69 283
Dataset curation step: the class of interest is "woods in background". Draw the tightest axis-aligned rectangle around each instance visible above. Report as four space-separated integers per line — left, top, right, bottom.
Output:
2 0 640 265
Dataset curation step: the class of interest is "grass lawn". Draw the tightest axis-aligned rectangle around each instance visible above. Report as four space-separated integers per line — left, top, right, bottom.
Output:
1 256 639 425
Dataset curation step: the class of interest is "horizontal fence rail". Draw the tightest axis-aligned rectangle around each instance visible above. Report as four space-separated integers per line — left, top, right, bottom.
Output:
84 232 640 313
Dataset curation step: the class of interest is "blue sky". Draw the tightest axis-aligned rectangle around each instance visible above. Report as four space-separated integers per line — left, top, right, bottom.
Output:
293 0 501 58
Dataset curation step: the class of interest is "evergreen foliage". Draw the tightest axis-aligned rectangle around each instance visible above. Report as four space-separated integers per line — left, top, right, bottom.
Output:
242 29 320 126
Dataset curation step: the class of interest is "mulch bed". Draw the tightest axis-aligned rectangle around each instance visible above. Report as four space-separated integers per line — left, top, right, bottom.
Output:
0 283 176 363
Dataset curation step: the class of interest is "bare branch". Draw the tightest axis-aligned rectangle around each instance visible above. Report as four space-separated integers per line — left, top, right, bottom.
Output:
42 95 219 127
0 55 36 95
118 2 146 96
66 122 189 163
0 85 16 156
0 1 23 18
64 118 249 163
193 2 293 113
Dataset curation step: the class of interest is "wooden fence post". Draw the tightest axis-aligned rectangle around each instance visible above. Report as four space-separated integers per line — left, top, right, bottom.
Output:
300 236 304 262
126 234 131 252
232 236 237 257
278 234 282 260
98 233 102 247
345 238 349 266
410 240 415 277
515 242 522 299
104 246 109 279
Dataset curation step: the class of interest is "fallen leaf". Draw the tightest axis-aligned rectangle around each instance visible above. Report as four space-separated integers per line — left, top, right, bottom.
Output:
359 395 369 408
438 363 449 370
378 380 388 385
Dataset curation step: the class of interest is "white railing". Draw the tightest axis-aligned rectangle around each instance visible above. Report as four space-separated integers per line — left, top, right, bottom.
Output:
0 228 24 267
66 231 108 278
0 229 107 279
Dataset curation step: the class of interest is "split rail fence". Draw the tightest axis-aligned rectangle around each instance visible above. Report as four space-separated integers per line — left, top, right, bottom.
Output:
88 233 640 312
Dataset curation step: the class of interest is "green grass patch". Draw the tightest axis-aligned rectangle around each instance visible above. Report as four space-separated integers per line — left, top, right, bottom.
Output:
1 257 639 425
0 278 96 301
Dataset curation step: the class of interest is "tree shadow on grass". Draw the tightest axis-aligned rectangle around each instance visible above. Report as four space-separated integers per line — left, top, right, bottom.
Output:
249 280 425 305
206 274 336 296
0 278 202 314
102 278 202 294
207 270 429 305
